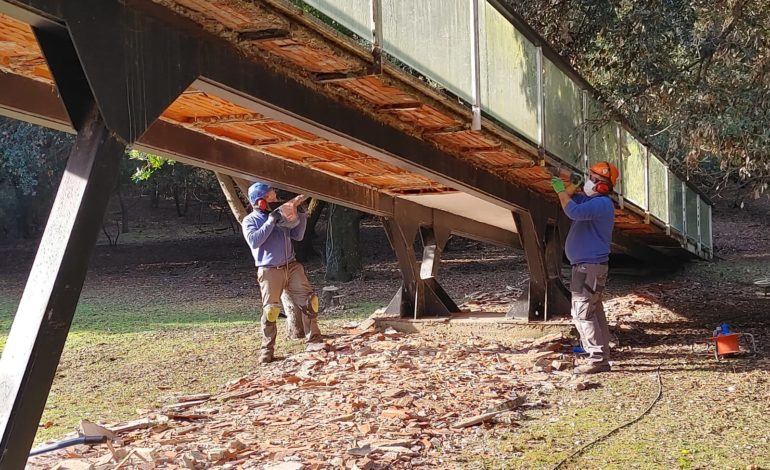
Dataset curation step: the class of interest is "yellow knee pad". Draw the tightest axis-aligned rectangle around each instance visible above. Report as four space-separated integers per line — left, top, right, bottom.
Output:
308 293 319 314
264 304 281 322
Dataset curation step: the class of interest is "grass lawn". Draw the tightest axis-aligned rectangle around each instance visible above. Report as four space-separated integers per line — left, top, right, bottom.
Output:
0 294 377 444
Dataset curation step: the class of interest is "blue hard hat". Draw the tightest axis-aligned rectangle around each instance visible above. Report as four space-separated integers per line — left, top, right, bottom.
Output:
247 182 271 205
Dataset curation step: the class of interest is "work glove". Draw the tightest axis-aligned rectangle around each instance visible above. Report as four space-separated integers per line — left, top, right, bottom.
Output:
268 208 283 225
551 177 566 193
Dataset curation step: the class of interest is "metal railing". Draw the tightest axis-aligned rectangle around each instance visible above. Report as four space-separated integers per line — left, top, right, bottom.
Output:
300 0 713 254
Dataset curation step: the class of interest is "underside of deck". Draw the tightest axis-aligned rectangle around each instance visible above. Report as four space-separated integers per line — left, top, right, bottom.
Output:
0 0 712 463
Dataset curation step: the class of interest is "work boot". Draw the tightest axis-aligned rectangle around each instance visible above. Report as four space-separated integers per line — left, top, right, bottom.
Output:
306 334 324 344
573 362 611 374
258 352 273 365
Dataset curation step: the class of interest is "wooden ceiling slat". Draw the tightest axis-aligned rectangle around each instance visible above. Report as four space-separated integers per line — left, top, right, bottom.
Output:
427 130 501 152
334 76 420 108
258 38 354 74
314 158 403 177
386 105 460 131
176 0 256 30
355 173 439 189
0 13 50 80
257 121 319 142
470 150 533 167
203 121 299 145
165 92 258 121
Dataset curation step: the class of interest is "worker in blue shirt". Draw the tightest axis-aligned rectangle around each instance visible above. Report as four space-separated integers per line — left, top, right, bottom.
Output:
242 182 321 364
551 161 619 374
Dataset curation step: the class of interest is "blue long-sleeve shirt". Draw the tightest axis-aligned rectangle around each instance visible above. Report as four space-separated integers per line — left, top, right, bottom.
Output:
242 209 308 268
564 193 615 265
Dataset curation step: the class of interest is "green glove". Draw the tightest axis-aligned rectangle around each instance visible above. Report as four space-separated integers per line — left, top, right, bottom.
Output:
551 177 566 193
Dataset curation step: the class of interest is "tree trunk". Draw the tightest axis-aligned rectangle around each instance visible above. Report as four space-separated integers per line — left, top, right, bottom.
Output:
173 182 183 217
181 176 189 216
282 291 305 339
118 189 130 233
295 199 327 262
151 183 160 208
325 204 362 282
15 192 32 240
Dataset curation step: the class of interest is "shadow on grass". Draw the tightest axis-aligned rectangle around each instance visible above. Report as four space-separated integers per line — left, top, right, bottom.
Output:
0 296 379 340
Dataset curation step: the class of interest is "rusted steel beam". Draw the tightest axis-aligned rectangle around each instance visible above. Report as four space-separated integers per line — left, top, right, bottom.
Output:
508 208 570 321
383 214 460 319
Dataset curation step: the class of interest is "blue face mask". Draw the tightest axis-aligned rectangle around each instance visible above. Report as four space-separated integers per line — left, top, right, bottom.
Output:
584 178 599 197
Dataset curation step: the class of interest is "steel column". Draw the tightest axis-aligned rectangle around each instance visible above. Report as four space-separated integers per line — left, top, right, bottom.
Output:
507 209 570 321
32 27 92 131
0 4 196 461
0 104 126 467
382 201 460 319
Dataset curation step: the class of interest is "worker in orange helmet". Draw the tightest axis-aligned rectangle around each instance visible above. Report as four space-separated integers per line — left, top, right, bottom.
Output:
551 161 619 374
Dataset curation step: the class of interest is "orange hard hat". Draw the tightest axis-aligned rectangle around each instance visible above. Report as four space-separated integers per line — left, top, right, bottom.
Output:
590 161 619 187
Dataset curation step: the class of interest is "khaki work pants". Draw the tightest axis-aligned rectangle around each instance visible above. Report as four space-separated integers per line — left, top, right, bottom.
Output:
570 263 611 364
257 261 321 358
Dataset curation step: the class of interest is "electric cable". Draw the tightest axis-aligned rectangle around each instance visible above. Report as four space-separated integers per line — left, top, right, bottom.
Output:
553 367 663 470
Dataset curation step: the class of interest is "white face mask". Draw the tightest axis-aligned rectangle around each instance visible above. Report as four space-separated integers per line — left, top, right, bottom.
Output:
583 179 599 197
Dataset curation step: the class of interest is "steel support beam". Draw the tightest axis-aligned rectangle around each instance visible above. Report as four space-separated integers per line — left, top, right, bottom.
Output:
0 69 521 250
7 0 198 142
382 222 459 319
383 199 465 318
32 27 92 131
507 209 570 321
4 0 540 212
0 5 194 462
139 121 395 216
0 104 126 467
0 71 71 133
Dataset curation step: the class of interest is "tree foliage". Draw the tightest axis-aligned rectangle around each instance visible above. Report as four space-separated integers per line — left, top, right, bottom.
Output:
509 0 770 199
0 117 73 238
128 150 222 216
0 117 226 240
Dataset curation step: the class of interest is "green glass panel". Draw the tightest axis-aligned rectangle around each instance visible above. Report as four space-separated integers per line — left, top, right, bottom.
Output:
668 172 684 232
700 199 711 247
478 2 539 142
304 0 372 40
648 155 667 222
622 130 646 209
585 99 620 191
382 0 473 102
543 59 582 166
685 188 699 241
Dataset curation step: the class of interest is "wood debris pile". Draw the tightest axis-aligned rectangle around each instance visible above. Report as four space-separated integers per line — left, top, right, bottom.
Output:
458 286 522 312
30 326 585 469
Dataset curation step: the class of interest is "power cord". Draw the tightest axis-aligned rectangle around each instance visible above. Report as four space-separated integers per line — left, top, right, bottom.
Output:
553 367 663 470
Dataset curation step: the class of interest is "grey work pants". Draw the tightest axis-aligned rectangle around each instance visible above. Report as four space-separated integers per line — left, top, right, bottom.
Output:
570 263 611 364
257 262 321 358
